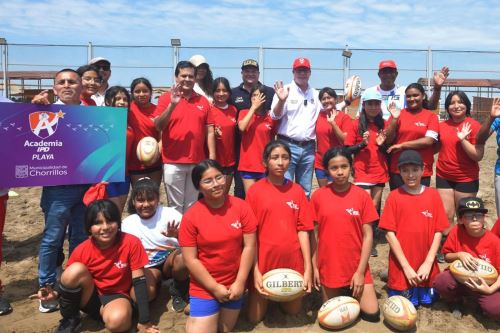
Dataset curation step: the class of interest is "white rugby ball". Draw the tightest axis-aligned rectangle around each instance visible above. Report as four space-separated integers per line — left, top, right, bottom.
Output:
449 258 498 286
318 296 360 330
262 268 305 302
136 136 160 166
382 295 417 331
344 75 362 102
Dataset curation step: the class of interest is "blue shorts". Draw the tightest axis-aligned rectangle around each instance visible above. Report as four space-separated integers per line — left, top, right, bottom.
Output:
315 168 332 181
239 171 266 180
106 176 131 197
388 287 439 307
189 296 243 317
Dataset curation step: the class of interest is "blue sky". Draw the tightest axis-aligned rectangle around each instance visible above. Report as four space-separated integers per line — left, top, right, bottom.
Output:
1 0 500 94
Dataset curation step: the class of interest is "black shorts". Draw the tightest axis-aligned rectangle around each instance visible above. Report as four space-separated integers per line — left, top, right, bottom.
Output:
221 166 235 176
128 165 163 175
355 183 385 190
82 288 133 320
389 173 431 190
435 176 479 193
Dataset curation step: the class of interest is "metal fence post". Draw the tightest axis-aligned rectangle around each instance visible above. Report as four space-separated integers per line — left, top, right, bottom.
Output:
87 42 93 63
259 46 264 83
427 46 432 93
0 38 8 98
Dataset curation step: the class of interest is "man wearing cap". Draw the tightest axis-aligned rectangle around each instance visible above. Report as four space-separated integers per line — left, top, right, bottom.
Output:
31 69 90 314
271 57 321 197
88 57 112 106
230 59 274 198
360 60 448 119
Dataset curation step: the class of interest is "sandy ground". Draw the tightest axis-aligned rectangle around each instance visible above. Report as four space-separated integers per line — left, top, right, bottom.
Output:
1 136 500 333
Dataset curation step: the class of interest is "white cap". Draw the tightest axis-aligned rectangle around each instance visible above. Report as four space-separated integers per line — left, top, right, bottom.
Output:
89 57 110 65
189 55 207 67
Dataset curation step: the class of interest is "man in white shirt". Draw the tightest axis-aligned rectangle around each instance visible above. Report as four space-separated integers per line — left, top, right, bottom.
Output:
89 57 111 106
271 57 321 197
360 60 448 119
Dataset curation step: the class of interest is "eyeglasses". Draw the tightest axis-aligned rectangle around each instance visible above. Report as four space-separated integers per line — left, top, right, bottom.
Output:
82 76 102 84
200 174 226 186
55 79 79 85
462 212 485 221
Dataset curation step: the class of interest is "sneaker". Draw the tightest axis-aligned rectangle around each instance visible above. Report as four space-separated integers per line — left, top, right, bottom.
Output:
0 296 12 315
54 316 82 333
39 299 59 313
436 252 445 264
371 247 378 257
171 294 188 313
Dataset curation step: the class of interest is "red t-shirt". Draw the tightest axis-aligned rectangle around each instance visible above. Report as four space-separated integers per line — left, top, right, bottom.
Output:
315 111 353 170
437 118 481 182
237 110 277 173
311 184 378 288
66 232 148 295
127 101 160 171
348 120 389 184
81 97 96 106
178 195 257 299
492 218 500 238
156 92 211 164
246 178 313 274
442 226 500 272
389 108 439 176
209 104 237 167
379 186 448 290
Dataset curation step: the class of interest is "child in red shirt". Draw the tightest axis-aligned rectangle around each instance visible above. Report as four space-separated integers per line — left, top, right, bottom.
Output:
434 197 500 319
179 160 256 333
209 77 238 193
238 85 277 193
311 147 380 322
76 65 100 106
128 78 162 186
246 140 313 324
379 150 448 306
43 200 157 333
102 86 134 215
385 83 439 190
314 87 352 187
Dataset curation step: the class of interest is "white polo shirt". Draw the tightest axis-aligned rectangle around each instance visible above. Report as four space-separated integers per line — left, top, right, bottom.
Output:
270 80 321 141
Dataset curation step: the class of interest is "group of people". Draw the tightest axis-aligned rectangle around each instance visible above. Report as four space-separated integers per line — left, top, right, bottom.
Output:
0 55 500 333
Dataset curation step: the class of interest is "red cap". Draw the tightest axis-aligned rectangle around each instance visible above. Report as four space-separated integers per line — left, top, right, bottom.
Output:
379 60 397 70
293 57 311 70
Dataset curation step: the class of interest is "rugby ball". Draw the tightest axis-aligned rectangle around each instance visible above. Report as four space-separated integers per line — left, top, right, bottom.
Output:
449 258 498 286
262 268 305 302
318 296 360 330
136 136 160 166
382 296 417 331
344 75 362 102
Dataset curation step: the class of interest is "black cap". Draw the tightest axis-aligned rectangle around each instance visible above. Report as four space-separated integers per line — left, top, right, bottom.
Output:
241 59 259 70
397 150 423 168
457 197 488 215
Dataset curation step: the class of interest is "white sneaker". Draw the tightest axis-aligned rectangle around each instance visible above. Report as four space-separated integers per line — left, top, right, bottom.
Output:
39 299 59 313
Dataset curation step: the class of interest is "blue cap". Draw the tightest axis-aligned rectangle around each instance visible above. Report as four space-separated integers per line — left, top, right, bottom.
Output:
362 90 382 101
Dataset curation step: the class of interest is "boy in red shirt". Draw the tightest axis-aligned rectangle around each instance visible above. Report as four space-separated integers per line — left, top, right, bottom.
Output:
379 150 448 306
433 197 500 319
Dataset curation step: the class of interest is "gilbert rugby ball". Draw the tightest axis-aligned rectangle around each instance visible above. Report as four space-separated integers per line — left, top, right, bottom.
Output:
344 75 362 102
136 136 160 166
262 268 305 302
382 295 417 331
449 258 498 286
317 296 360 330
